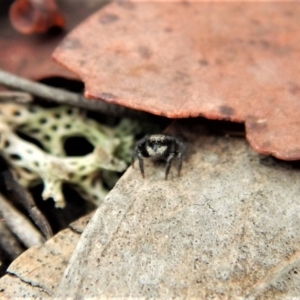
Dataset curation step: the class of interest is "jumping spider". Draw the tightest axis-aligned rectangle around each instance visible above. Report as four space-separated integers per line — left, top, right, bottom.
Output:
132 134 186 179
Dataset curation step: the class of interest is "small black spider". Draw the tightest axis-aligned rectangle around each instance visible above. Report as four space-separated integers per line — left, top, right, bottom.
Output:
132 134 186 179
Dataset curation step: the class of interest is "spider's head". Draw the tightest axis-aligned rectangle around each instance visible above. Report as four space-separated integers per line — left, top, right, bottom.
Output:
146 134 169 158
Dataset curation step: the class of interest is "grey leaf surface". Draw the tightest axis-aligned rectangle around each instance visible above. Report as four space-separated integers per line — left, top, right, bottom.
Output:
55 120 300 299
0 213 93 298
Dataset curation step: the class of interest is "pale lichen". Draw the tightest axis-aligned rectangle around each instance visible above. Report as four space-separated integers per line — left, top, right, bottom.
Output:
0 102 134 208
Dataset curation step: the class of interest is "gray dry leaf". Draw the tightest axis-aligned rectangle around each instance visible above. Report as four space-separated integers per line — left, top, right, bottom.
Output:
0 213 93 299
1 120 300 299
54 121 300 299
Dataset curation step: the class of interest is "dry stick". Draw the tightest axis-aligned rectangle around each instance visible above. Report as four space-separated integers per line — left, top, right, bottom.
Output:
0 69 157 119
0 221 24 260
0 193 45 248
3 170 53 240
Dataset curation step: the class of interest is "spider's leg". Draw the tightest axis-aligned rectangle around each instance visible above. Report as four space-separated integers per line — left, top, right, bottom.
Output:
165 152 175 180
131 150 136 168
174 138 186 177
177 152 183 177
137 152 145 178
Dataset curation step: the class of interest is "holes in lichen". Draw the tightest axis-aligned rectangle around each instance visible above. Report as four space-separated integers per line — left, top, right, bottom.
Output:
64 136 94 156
91 175 99 188
29 128 40 134
80 175 88 181
16 131 45 151
39 118 47 124
65 124 71 129
43 135 51 141
28 107 37 113
66 109 73 115
3 140 10 148
9 154 21 161
13 110 21 116
20 167 32 174
79 165 86 171
53 113 61 119
17 124 27 130
51 125 58 131
33 161 39 167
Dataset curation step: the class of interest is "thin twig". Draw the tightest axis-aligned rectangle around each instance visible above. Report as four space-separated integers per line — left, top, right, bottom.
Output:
0 192 45 248
0 69 159 120
3 170 53 240
0 221 24 260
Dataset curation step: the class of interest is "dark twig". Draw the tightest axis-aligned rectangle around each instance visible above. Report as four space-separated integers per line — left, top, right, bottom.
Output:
0 221 24 260
3 170 53 240
0 69 160 120
0 192 45 247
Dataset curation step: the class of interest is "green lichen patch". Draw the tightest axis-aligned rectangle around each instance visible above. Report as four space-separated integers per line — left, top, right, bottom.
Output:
0 103 135 208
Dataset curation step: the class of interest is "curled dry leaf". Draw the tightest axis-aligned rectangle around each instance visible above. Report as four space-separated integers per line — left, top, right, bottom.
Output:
9 0 65 34
0 0 107 80
53 1 300 160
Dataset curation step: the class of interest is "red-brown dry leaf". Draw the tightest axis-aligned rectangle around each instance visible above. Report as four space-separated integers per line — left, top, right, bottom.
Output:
0 0 107 80
10 0 65 35
53 1 300 160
